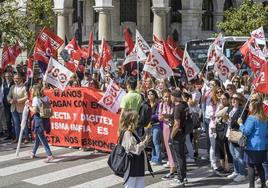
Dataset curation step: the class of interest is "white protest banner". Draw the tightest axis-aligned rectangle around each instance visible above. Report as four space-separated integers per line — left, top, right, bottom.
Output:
251 26 266 45
143 46 173 79
44 58 74 91
214 47 237 81
135 29 150 61
182 50 200 81
98 81 126 113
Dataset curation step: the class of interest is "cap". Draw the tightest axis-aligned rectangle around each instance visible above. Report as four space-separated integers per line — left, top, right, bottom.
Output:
171 90 181 98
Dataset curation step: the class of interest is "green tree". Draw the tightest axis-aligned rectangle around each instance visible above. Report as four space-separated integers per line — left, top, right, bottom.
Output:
0 0 54 50
217 0 268 36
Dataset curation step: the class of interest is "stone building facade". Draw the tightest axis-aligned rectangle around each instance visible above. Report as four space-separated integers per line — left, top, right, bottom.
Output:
52 0 268 47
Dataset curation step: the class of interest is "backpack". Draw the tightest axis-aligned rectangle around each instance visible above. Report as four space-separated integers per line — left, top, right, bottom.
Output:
183 108 194 135
107 131 133 184
137 94 152 137
39 98 53 119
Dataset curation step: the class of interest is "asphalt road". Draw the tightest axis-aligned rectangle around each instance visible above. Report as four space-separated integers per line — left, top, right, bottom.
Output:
0 135 250 188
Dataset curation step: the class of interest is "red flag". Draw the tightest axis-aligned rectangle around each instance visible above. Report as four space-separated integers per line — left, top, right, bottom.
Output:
124 28 134 56
87 32 93 58
167 36 176 49
37 27 64 51
34 37 55 64
163 40 180 69
249 49 266 73
1 42 21 69
240 37 254 64
65 37 81 53
100 39 113 69
253 62 268 94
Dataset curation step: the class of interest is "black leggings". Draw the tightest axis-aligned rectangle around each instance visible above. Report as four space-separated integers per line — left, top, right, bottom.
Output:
248 163 265 188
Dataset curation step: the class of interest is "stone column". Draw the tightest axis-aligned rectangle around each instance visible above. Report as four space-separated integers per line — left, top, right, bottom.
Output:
93 6 113 41
179 9 205 44
152 7 170 40
213 12 224 32
55 10 66 57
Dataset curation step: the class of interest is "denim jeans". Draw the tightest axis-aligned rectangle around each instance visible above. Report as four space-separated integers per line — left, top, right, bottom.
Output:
185 134 194 159
12 110 29 140
32 115 52 156
229 142 246 176
151 125 162 164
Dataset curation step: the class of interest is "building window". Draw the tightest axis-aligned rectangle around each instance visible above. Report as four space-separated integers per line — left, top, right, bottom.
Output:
120 0 137 23
224 0 233 10
73 0 78 23
202 0 213 31
150 0 153 23
170 0 182 23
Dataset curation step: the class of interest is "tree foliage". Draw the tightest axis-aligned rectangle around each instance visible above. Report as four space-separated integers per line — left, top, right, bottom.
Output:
0 0 54 50
217 0 268 36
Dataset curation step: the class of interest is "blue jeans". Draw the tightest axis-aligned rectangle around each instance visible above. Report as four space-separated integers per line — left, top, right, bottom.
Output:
151 125 162 164
229 142 246 176
263 162 268 180
12 110 29 140
32 115 52 156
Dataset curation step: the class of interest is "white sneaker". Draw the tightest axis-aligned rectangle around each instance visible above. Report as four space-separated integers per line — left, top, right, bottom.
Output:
233 174 246 182
163 163 170 168
169 179 185 187
227 172 238 179
186 158 195 163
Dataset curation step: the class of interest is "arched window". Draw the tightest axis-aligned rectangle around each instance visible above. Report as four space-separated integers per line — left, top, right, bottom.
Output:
73 0 78 23
202 0 213 31
120 0 137 23
224 0 233 10
170 0 182 23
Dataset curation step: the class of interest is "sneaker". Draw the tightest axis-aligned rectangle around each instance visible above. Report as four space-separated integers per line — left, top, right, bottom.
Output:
30 152 35 159
183 178 188 184
4 136 12 140
162 173 175 180
266 180 268 187
24 139 30 144
163 163 170 168
227 172 238 179
233 174 246 182
11 139 18 144
186 158 195 163
256 178 261 185
169 179 185 187
150 161 161 166
45 156 54 163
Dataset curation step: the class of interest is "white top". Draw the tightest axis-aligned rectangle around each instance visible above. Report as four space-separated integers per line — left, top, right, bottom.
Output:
190 90 201 113
32 96 49 109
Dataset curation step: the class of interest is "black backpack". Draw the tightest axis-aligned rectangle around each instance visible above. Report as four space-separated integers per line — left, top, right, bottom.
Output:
183 108 194 135
137 94 152 137
107 131 133 182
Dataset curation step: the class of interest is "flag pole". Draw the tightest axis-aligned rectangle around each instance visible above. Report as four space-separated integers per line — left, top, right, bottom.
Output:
172 73 178 88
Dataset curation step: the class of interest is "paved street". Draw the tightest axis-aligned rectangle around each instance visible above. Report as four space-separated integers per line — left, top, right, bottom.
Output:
0 138 250 188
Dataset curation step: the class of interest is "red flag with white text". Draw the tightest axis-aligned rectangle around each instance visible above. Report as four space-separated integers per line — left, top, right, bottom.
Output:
163 40 180 69
124 28 135 56
253 62 268 94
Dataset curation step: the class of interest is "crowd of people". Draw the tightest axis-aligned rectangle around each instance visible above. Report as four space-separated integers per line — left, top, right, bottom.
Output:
0 60 267 188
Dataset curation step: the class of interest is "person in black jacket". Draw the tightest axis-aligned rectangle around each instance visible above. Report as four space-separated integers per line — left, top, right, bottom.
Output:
3 72 14 140
227 93 247 182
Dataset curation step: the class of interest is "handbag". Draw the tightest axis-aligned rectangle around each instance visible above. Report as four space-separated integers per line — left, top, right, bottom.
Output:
228 129 247 147
107 131 133 184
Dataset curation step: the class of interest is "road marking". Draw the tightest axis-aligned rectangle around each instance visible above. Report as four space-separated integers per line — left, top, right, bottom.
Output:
220 182 249 188
146 165 213 188
70 162 167 188
23 158 108 185
0 146 64 163
0 151 93 176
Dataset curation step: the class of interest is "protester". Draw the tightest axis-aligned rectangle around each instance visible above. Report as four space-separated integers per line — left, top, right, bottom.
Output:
119 110 152 188
0 77 7 137
27 84 54 162
169 90 188 187
120 76 142 114
147 89 162 165
238 93 268 188
158 89 176 179
227 93 247 182
3 72 14 140
7 73 29 144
